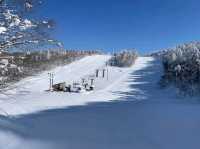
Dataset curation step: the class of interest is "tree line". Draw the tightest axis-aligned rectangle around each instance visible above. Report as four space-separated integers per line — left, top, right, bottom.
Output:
108 50 138 67
0 49 101 88
156 42 200 95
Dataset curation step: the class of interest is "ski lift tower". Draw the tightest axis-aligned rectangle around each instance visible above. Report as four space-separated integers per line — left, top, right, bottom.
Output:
106 62 109 81
48 72 54 91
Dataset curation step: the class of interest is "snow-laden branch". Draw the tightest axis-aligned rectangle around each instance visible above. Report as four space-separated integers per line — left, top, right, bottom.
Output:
0 0 62 51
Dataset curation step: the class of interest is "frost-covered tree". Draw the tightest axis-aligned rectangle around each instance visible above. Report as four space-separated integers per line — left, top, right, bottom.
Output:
0 0 62 52
108 50 138 67
158 42 200 95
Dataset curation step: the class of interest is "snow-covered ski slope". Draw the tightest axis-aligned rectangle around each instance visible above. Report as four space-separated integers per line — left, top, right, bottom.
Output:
0 55 153 116
1 56 200 149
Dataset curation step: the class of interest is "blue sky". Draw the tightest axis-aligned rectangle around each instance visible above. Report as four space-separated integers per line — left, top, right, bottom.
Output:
41 0 200 53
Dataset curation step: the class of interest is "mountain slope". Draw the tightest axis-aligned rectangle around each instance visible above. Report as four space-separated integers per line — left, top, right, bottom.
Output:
0 56 200 149
0 55 153 116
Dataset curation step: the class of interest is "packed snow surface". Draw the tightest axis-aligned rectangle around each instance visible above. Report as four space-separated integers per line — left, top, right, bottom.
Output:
0 55 152 116
0 55 199 149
